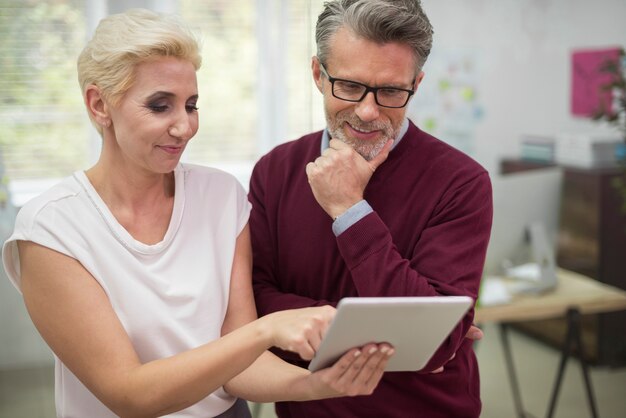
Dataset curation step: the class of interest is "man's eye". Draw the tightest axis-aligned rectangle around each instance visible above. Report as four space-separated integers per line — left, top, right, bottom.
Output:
379 88 403 97
339 82 363 92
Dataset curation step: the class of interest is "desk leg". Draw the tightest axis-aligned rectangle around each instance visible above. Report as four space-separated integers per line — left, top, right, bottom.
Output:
499 323 528 418
545 308 598 418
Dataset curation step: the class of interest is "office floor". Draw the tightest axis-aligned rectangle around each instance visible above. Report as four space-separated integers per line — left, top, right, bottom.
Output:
1 323 625 418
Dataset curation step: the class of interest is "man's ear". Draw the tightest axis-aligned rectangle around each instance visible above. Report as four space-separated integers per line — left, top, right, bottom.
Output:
312 56 324 93
413 71 425 91
405 71 426 109
84 85 110 128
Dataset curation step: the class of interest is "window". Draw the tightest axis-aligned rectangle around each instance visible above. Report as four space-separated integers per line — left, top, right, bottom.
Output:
180 0 326 185
179 0 258 165
0 0 88 203
283 1 326 142
0 0 327 201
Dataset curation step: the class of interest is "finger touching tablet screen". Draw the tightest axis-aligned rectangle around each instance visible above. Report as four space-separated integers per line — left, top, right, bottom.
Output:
308 296 473 372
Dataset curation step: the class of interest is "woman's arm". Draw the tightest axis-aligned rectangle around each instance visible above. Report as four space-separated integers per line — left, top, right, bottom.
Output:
222 225 391 402
18 237 290 417
18 224 389 417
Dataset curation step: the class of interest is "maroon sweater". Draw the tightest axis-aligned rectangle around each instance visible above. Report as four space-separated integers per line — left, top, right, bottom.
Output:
249 120 492 418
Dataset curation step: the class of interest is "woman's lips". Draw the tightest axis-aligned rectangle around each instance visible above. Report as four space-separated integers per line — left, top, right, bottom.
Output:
158 145 183 155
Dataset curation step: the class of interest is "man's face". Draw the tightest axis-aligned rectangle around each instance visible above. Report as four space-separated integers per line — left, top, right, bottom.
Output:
313 27 424 160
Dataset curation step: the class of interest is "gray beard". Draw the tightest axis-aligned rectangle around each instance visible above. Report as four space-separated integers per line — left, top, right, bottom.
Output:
326 112 399 161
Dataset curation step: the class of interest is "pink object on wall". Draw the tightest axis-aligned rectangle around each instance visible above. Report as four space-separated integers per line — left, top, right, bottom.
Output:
571 47 621 117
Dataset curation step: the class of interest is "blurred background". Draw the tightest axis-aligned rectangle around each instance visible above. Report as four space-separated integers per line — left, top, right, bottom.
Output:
1 0 625 417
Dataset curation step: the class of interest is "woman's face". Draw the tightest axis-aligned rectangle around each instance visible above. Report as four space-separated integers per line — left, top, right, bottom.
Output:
107 56 199 174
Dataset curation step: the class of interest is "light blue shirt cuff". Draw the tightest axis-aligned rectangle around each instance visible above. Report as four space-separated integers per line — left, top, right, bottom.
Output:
332 200 373 236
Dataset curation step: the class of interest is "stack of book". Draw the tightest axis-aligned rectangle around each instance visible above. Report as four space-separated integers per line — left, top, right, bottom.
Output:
519 135 556 163
555 133 622 168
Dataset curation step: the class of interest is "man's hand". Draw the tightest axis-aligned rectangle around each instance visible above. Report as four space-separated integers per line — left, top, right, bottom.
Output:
305 138 394 219
465 325 483 341
431 325 483 373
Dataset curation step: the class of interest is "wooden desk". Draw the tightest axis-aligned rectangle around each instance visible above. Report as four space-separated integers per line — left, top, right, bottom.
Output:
476 269 626 323
501 158 626 367
475 269 626 418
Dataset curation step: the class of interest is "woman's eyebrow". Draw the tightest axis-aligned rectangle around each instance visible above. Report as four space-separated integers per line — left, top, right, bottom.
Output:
145 91 175 101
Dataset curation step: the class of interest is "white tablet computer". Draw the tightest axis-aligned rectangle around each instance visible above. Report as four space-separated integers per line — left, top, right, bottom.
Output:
308 296 473 372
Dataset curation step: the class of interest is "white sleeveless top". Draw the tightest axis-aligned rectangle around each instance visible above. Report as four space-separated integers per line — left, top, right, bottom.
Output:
3 163 251 417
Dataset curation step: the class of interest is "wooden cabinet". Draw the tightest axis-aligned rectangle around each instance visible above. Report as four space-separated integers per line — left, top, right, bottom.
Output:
501 158 626 366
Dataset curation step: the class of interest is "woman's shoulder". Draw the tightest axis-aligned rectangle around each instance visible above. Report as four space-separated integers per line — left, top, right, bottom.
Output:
178 162 237 180
16 175 83 226
176 164 247 207
178 163 245 192
176 163 251 229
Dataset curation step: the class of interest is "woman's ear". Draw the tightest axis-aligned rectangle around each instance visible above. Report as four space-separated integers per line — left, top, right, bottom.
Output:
84 85 110 128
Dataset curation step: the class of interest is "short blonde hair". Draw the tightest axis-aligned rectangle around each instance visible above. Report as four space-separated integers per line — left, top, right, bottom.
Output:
77 8 201 111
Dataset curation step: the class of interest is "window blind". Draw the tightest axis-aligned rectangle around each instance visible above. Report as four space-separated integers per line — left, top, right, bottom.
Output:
180 0 326 167
283 0 326 141
0 0 88 183
178 0 258 166
0 0 327 198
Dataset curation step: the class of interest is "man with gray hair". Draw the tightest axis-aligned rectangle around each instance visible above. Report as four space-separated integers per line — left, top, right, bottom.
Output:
249 1 491 416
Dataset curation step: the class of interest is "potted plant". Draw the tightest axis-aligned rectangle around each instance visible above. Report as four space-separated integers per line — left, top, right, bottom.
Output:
592 47 626 215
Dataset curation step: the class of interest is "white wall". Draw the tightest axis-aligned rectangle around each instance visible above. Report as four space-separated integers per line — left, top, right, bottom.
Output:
420 0 626 174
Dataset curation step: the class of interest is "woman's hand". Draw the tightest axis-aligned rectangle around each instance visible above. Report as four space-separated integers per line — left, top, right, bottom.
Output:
306 343 394 398
258 305 336 360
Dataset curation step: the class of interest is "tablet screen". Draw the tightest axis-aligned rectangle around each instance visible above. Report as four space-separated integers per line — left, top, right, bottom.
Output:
308 296 473 372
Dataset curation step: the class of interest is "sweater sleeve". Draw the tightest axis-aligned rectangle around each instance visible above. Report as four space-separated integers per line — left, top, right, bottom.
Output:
336 171 493 372
249 156 337 316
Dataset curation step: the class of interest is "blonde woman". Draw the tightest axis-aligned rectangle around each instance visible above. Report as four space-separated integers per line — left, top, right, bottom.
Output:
2 9 392 418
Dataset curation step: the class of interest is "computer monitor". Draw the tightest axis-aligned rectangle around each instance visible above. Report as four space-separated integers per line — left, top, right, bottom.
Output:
483 167 563 290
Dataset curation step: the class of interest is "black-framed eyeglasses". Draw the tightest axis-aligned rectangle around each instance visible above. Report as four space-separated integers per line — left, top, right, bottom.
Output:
319 62 415 109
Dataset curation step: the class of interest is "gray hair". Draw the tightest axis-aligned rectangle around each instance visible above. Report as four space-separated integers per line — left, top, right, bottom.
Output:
315 0 433 71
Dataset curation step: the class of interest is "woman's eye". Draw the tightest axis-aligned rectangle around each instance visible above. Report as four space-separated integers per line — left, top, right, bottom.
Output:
147 104 168 113
186 105 199 113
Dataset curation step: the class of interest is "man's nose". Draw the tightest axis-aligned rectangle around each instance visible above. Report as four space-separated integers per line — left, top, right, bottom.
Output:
354 92 380 122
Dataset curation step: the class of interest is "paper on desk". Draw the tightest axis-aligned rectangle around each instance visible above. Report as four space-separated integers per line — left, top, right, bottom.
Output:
504 262 541 282
479 277 512 306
